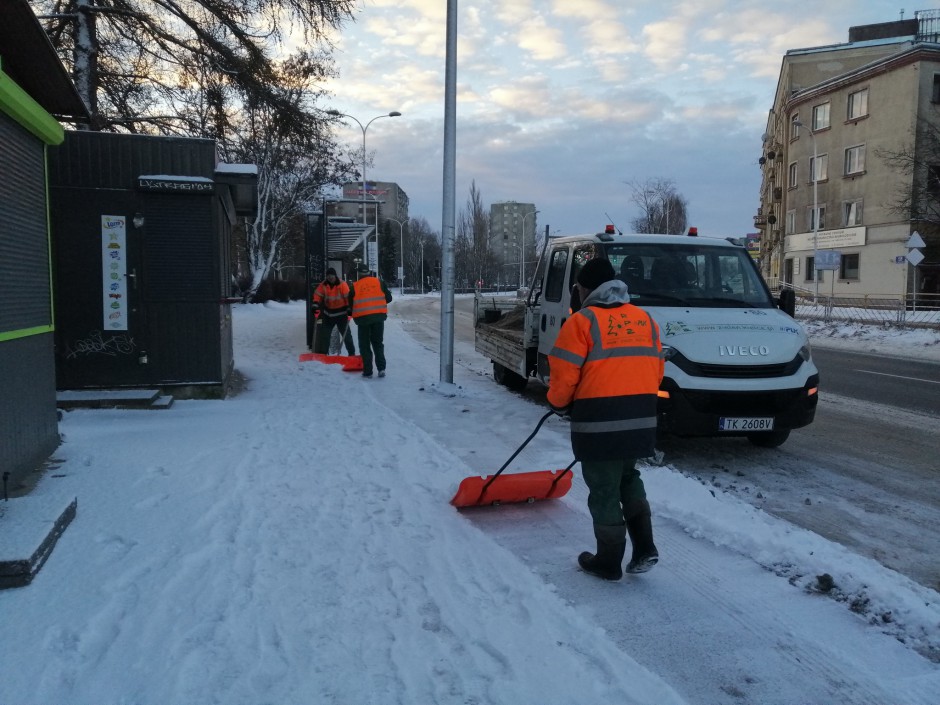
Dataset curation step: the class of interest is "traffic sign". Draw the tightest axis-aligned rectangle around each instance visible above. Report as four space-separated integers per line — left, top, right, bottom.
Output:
906 231 926 249
906 249 925 266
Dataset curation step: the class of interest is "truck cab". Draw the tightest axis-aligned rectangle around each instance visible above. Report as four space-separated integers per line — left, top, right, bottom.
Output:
530 230 818 447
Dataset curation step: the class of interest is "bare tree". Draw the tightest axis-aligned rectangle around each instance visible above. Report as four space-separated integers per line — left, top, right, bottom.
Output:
877 117 940 230
35 0 356 133
455 180 498 288
626 178 689 234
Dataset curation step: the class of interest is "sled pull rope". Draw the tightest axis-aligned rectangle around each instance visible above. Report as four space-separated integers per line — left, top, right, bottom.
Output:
549 459 578 493
479 410 554 496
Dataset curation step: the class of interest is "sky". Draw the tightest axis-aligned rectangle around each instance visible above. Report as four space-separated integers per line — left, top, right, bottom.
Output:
1 297 938 704
319 0 920 238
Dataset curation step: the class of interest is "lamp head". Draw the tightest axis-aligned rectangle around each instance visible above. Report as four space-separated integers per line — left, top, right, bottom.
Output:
389 111 402 117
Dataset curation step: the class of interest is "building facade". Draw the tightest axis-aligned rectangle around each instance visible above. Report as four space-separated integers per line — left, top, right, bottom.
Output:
755 12 940 300
489 201 537 287
336 180 409 228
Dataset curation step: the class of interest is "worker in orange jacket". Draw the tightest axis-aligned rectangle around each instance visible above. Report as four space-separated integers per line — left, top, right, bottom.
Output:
349 269 393 378
547 257 664 580
313 268 356 356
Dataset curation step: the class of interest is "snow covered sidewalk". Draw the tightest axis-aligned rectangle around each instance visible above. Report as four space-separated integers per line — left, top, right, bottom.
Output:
0 300 937 704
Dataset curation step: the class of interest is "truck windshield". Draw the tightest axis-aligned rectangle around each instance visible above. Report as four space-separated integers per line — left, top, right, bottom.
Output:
605 243 775 308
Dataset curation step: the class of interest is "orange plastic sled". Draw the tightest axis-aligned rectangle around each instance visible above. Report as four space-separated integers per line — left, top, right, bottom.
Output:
298 352 364 372
450 410 576 508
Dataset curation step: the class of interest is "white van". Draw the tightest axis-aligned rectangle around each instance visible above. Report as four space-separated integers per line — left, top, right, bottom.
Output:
476 228 819 448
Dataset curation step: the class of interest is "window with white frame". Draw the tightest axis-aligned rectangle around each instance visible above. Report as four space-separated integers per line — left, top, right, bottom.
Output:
812 103 830 130
844 199 863 226
788 161 798 188
844 144 866 174
847 88 868 120
810 153 828 181
790 115 800 140
785 209 796 234
808 205 826 230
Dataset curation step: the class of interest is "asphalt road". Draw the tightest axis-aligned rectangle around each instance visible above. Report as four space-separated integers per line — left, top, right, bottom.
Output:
811 347 940 416
396 295 940 590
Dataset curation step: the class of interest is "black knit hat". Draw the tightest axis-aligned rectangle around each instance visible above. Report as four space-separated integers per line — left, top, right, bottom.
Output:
326 267 337 276
577 258 616 290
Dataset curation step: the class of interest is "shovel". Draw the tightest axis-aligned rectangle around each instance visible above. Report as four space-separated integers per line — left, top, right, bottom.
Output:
450 410 576 508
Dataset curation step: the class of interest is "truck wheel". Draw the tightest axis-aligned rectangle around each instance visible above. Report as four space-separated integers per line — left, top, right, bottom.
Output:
493 362 528 391
747 430 790 448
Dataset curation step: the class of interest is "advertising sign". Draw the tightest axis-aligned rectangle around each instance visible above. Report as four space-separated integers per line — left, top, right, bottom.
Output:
101 215 128 330
815 249 841 271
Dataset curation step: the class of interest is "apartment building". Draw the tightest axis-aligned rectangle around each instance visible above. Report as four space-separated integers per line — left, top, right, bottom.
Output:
489 201 538 287
755 12 940 299
336 180 409 228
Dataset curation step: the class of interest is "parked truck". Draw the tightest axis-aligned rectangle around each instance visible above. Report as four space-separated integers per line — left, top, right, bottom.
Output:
475 227 819 447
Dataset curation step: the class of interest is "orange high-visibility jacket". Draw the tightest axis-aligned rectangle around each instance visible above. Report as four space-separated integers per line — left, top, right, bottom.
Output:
548 291 664 461
351 276 389 319
314 279 352 318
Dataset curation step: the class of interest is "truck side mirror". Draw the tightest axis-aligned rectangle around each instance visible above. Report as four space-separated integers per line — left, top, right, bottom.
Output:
778 288 795 317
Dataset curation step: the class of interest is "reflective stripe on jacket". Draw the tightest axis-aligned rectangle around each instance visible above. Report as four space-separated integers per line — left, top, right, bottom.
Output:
314 280 351 317
351 276 389 319
547 286 664 460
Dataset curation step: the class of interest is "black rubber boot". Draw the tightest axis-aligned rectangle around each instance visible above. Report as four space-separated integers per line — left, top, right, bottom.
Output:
625 499 659 574
578 524 626 581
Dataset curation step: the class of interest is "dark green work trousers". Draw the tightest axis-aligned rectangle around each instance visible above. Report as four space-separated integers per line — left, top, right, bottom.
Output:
314 316 355 355
355 317 386 375
580 458 646 526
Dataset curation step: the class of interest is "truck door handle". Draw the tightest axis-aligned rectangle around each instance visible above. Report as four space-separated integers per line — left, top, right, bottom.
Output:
125 268 137 290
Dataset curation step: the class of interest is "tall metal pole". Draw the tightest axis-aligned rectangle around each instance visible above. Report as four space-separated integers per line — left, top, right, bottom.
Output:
327 110 401 271
440 0 458 383
389 217 405 294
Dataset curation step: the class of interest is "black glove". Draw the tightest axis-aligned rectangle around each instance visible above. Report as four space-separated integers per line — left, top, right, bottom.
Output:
551 404 572 418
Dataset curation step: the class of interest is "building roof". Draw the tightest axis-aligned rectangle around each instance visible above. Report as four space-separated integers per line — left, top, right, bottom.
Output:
1 0 89 120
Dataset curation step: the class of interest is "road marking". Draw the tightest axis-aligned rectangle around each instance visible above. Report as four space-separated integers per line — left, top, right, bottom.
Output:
857 369 940 385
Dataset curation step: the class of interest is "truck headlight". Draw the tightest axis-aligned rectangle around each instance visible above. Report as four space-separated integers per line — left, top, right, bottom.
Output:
798 344 812 362
661 345 677 361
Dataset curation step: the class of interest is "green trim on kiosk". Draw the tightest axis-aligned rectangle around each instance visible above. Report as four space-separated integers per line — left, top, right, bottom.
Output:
0 63 66 145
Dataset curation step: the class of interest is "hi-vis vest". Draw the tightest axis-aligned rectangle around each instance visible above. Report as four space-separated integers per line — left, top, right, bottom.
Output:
314 280 351 317
548 302 664 461
351 277 388 319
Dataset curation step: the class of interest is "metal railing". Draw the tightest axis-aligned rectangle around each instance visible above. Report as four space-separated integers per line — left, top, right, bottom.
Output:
771 281 940 329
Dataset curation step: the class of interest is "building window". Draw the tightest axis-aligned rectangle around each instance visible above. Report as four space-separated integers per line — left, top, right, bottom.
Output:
808 205 826 231
844 199 863 226
788 161 798 188
805 256 824 282
785 209 796 234
840 253 860 280
812 102 830 130
790 115 800 140
933 75 940 103
847 88 868 120
810 153 828 181
844 144 866 175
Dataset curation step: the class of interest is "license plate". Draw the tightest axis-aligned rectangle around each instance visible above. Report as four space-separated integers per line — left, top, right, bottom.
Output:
719 417 774 432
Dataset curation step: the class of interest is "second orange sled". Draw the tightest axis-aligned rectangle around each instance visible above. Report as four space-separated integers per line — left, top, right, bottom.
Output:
298 352 363 372
450 410 576 508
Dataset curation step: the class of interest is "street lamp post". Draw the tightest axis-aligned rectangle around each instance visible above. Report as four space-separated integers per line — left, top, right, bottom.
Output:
793 118 819 305
520 209 539 288
388 217 406 295
327 109 402 272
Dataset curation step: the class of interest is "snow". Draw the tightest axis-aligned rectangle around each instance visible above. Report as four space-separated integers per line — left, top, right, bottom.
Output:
1 297 938 704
